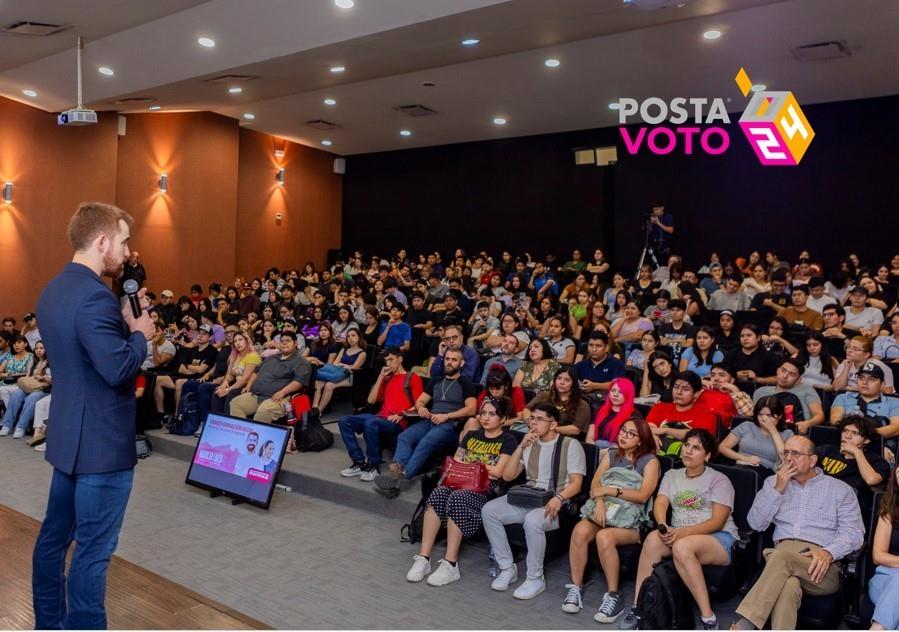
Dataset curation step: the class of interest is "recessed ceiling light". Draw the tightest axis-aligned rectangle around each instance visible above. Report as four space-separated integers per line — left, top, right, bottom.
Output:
330 66 346 73
22 89 37 97
544 58 561 68
493 117 507 125
323 98 337 106
608 102 621 110
703 29 722 40
243 113 255 120
148 105 161 111
228 86 243 94
399 129 412 137
750 83 767 92
197 37 216 48
461 38 480 46
321 139 333 146
334 0 354 8
98 66 114 76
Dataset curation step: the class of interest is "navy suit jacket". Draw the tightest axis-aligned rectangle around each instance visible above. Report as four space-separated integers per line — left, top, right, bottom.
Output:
37 263 147 475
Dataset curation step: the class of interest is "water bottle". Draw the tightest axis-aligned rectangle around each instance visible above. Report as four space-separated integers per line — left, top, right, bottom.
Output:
284 400 296 425
487 545 498 578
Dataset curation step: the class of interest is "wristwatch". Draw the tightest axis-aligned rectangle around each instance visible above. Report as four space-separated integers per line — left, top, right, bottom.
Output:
615 487 623 497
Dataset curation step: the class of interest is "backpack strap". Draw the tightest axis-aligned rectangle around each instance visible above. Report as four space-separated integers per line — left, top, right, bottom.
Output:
403 371 415 408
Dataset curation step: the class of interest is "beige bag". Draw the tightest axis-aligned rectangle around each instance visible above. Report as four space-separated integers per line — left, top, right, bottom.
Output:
17 376 45 395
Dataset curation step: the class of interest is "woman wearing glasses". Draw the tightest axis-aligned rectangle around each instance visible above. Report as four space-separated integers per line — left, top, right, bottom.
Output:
563 417 658 622
405 397 517 587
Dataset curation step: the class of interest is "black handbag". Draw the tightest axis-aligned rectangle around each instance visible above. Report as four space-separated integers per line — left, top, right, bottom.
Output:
507 436 565 508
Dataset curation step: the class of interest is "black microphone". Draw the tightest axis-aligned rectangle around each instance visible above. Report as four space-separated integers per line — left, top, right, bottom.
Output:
123 279 142 318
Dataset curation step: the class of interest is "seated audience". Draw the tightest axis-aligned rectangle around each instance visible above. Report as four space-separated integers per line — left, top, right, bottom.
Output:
702 362 755 417
482 402 586 600
724 324 779 387
0 341 50 439
229 331 311 422
821 303 849 361
430 324 479 382
610 302 654 344
625 330 658 371
708 274 751 311
749 269 791 315
752 358 825 433
833 336 895 394
639 350 676 401
646 371 720 452
761 316 799 359
831 362 899 441
466 301 500 352
795 331 839 390
405 397 518 587
0 335 34 405
575 331 625 397
152 324 217 418
715 309 740 354
564 417 659 621
209 331 260 415
338 347 423 479
484 312 530 358
311 328 367 414
718 396 792 475
843 286 885 337
377 303 412 352
480 334 523 383
621 429 738 630
544 315 576 364
513 338 562 394
774 284 824 331
733 435 864 631
586 378 643 449
657 299 695 353
180 325 237 423
303 321 340 367
678 326 724 378
374 348 478 496
873 313 899 362
521 367 591 438
142 322 175 372
869 466 899 631
817 415 890 517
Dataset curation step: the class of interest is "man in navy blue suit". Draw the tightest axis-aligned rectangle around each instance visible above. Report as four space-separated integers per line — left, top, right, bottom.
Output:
32 202 154 630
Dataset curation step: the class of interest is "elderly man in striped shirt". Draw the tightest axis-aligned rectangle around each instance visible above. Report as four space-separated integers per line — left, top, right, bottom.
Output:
732 434 865 630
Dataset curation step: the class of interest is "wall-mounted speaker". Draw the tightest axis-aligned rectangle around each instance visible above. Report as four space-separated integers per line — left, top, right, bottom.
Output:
333 158 346 174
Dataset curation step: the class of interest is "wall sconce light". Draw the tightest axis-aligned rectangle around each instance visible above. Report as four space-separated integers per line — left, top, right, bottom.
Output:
274 149 285 159
275 168 285 185
158 173 168 193
2 182 11 204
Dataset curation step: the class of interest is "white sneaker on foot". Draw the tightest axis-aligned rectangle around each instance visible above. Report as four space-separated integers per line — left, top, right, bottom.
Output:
491 564 518 591
360 467 378 482
35 443 46 452
0 427 10 436
340 463 365 478
406 555 431 582
12 428 25 439
426 559 461 586
513 576 545 600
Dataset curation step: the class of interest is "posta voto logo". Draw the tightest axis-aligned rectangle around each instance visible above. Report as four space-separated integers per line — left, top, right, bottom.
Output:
617 67 814 166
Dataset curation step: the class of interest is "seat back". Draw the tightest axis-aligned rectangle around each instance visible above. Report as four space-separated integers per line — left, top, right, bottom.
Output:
709 463 761 532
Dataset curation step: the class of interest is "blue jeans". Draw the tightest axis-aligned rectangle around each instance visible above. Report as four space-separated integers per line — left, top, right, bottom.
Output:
33 468 134 630
870 566 899 629
2 388 49 431
392 420 459 478
337 414 401 467
180 380 219 421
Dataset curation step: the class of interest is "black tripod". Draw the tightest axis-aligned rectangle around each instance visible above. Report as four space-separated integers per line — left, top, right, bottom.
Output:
634 215 660 281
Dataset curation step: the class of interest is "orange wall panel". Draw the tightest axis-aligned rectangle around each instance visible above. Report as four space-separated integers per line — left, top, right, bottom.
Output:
0 97 118 318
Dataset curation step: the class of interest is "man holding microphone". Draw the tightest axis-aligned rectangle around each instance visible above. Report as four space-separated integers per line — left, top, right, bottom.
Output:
33 202 154 629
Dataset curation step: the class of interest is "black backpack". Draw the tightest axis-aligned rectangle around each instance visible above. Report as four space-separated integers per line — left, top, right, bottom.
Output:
166 392 202 436
400 471 441 544
295 411 334 452
637 559 695 630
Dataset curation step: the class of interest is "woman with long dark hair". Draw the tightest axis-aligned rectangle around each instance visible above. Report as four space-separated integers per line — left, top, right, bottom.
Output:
718 396 792 476
522 366 591 437
639 350 675 401
679 326 724 378
795 331 839 390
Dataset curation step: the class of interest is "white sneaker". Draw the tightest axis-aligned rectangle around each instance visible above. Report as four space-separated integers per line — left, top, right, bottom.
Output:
513 576 546 600
360 467 378 482
340 463 365 477
0 427 10 437
426 559 461 586
491 563 518 591
35 443 46 452
12 428 25 439
406 555 431 582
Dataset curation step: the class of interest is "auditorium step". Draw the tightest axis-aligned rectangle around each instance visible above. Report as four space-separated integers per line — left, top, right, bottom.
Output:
144 404 421 522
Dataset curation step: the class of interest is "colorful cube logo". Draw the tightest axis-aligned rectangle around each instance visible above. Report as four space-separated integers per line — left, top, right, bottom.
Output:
734 69 814 166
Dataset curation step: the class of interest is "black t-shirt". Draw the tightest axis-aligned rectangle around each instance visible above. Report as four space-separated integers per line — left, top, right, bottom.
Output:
406 307 433 328
725 346 778 378
425 376 479 415
750 291 791 313
817 444 890 513
211 344 232 378
824 335 847 361
716 330 740 354
179 344 219 377
459 429 518 468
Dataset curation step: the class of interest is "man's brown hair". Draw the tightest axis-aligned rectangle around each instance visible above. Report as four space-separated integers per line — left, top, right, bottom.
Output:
67 202 133 252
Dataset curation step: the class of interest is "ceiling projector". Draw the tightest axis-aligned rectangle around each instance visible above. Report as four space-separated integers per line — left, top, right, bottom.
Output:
57 108 98 126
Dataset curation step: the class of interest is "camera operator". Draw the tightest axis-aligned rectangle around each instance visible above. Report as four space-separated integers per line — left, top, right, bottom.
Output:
647 201 674 261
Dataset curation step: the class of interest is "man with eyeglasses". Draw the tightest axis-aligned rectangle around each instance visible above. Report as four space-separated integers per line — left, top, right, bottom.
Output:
752 358 825 434
375 348 478 497
749 269 791 315
733 435 864 630
831 362 899 444
429 324 479 382
481 402 586 600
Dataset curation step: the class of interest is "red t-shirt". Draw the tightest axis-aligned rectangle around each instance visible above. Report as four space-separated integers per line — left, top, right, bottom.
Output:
476 386 527 415
645 402 719 435
696 390 736 429
378 372 424 422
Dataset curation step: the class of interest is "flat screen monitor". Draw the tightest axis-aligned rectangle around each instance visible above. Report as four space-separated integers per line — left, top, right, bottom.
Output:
185 412 290 510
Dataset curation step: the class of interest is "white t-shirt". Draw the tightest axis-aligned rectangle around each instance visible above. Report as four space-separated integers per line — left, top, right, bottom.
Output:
235 451 262 477
845 306 884 331
521 435 586 490
142 339 176 370
806 294 835 314
547 337 575 361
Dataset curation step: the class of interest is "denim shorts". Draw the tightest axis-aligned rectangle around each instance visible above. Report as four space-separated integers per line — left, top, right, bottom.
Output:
711 531 737 563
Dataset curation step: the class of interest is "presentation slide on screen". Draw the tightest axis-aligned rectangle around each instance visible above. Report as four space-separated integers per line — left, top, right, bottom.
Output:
187 414 288 505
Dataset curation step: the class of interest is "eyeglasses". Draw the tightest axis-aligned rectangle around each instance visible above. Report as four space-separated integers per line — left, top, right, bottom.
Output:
782 449 814 459
529 416 552 424
619 428 638 439
442 334 461 341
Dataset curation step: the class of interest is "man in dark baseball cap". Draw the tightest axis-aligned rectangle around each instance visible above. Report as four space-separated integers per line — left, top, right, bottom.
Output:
831 361 899 433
